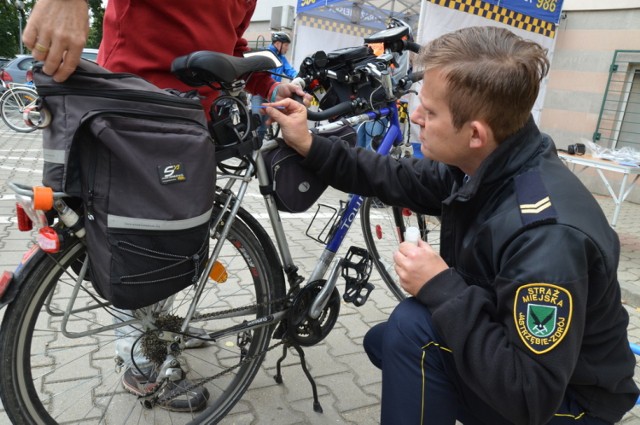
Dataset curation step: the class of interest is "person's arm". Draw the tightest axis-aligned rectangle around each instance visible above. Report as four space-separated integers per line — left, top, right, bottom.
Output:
22 0 89 82
265 97 449 214
417 225 595 424
281 57 298 80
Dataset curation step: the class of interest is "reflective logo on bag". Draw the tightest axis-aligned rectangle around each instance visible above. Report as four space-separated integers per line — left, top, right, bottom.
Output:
158 163 186 185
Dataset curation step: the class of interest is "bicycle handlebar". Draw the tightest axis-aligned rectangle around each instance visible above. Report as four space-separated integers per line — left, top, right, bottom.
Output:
306 100 357 122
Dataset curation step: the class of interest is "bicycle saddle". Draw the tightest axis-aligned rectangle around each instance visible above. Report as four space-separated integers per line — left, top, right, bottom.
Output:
171 50 281 87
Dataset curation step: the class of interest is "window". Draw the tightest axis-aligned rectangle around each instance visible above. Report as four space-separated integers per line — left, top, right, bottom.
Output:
594 50 640 150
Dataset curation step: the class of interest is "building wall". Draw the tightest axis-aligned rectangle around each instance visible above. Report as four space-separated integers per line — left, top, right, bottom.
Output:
539 8 640 149
538 7 640 199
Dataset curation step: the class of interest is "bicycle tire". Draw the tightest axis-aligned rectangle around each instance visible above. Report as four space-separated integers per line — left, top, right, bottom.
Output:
0 87 39 133
0 204 285 425
360 197 441 301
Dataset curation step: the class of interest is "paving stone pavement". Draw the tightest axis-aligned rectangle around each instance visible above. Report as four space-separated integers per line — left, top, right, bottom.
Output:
1 121 640 424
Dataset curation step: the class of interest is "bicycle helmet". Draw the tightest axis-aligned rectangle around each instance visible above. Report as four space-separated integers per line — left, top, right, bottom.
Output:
271 32 292 44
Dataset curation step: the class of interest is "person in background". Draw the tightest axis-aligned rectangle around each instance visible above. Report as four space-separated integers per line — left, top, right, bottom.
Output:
252 31 298 139
266 25 639 425
22 0 307 413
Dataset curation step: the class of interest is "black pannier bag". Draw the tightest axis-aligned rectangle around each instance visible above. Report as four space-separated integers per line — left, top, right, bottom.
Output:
261 123 356 213
33 59 216 309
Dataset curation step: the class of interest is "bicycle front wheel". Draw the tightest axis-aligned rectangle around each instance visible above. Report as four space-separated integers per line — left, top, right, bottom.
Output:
360 197 441 301
0 207 284 425
0 87 39 132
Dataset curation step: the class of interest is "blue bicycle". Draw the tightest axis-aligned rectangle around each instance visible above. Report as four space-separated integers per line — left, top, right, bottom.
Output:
0 24 433 424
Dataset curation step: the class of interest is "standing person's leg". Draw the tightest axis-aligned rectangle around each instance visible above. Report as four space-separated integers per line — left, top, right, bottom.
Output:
251 94 268 140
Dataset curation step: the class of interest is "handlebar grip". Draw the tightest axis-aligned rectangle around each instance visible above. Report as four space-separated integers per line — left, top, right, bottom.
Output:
306 101 356 121
404 41 422 54
407 71 423 83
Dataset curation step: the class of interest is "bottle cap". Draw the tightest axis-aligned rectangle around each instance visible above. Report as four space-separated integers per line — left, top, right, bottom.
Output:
404 226 420 245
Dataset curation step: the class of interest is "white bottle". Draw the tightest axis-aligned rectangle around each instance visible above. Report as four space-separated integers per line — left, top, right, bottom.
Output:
404 226 420 245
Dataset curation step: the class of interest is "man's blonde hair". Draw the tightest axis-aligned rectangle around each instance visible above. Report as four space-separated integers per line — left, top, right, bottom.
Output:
417 26 549 143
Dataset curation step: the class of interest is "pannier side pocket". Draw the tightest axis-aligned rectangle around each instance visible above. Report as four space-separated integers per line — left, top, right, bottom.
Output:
79 113 215 310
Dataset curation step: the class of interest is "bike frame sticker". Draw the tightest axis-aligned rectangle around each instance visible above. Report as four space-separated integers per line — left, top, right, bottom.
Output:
514 283 572 354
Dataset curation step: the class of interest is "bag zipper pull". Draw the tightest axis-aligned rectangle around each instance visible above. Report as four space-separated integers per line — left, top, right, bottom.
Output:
86 189 95 221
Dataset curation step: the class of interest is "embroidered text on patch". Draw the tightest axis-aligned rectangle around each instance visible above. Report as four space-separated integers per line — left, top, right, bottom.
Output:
514 283 572 354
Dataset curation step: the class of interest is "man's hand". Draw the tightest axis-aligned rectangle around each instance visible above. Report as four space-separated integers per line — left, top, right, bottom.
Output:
273 82 312 105
22 0 89 82
394 240 449 296
264 98 313 156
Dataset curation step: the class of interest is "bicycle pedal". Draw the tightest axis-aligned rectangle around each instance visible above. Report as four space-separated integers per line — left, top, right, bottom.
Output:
342 246 373 282
341 246 374 306
343 277 374 307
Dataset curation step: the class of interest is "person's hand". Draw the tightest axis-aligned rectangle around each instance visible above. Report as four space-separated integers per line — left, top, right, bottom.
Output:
394 239 449 296
22 0 90 82
263 98 313 156
273 82 313 106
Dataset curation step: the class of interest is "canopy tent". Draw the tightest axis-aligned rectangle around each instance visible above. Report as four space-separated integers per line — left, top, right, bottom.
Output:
291 0 422 68
291 0 566 143
296 0 422 30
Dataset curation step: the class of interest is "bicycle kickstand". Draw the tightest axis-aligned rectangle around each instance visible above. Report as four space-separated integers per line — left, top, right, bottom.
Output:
274 342 323 413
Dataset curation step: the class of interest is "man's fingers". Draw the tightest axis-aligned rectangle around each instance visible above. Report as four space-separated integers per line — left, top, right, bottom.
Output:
22 26 37 51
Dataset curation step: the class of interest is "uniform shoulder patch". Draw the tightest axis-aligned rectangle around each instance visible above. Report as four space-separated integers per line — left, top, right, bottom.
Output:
513 283 572 354
514 170 557 226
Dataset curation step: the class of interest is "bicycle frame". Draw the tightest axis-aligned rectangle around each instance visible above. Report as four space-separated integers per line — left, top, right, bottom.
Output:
191 100 406 333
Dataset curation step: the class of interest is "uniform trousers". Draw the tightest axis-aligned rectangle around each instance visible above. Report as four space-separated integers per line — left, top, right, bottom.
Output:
363 297 611 425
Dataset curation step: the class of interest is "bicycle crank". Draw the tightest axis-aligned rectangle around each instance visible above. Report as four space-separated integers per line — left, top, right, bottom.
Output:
286 280 340 346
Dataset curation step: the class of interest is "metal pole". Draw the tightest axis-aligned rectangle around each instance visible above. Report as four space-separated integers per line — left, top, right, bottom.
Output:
16 1 24 55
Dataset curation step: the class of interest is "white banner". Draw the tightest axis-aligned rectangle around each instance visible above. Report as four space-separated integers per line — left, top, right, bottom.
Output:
406 1 560 142
292 23 365 69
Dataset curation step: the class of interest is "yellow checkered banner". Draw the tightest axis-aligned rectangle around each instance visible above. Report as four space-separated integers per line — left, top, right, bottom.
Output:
407 0 565 128
426 0 563 38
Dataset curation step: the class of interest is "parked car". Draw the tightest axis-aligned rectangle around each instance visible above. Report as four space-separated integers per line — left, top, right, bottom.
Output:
81 48 99 62
0 48 100 85
0 55 35 85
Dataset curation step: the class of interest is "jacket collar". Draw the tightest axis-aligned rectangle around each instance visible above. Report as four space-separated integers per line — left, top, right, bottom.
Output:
453 116 545 201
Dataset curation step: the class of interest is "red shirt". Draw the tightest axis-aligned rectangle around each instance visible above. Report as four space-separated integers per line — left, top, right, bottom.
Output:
97 0 275 113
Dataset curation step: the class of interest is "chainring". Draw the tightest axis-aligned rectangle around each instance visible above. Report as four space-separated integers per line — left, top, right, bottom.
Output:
286 280 341 347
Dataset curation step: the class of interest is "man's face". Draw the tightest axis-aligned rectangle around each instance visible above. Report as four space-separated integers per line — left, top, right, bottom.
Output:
409 69 471 168
276 42 290 54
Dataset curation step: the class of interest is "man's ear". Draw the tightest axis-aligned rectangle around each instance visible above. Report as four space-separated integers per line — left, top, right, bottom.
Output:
468 120 494 149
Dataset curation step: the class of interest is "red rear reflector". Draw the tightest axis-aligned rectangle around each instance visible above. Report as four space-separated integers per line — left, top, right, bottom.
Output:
402 208 412 217
16 203 33 231
0 271 13 299
375 224 383 240
37 227 60 253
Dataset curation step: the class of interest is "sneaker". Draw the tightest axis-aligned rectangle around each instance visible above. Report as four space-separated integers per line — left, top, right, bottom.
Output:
184 327 208 349
122 366 210 412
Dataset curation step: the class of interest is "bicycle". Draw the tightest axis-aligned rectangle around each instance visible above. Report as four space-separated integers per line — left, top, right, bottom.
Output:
0 24 430 424
0 81 48 133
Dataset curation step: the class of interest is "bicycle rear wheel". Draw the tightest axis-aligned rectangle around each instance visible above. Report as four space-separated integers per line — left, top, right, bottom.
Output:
0 206 284 425
360 197 441 301
0 87 39 132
